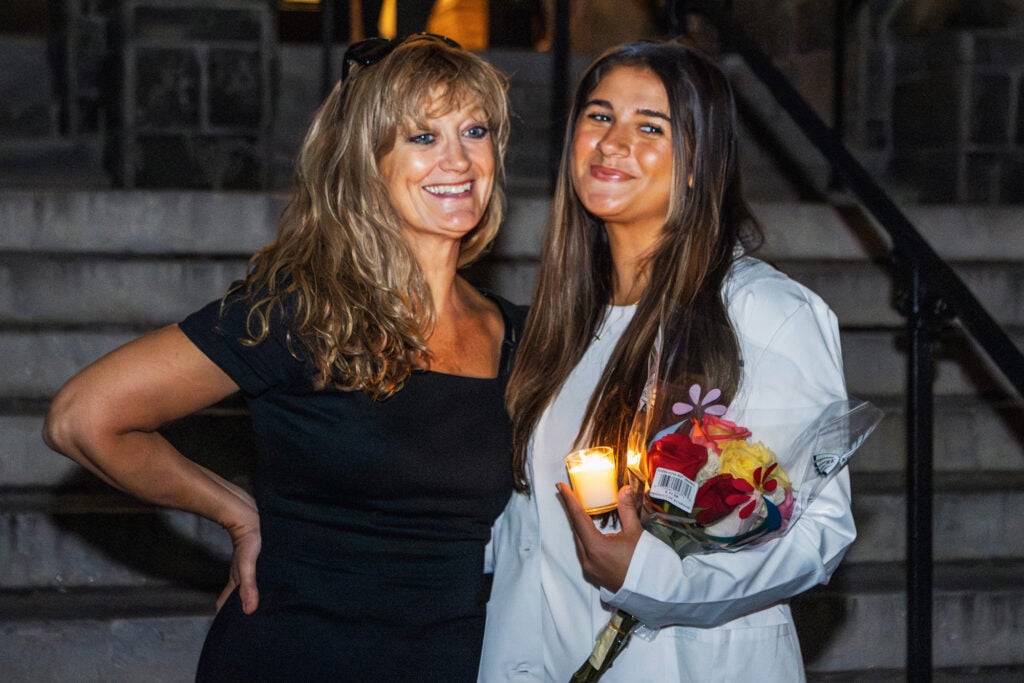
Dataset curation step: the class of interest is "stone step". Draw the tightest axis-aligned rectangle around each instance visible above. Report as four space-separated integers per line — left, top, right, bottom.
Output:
0 586 215 683
854 394 1024 474
0 255 247 327
0 190 283 254
0 326 143 400
6 393 1021 490
4 402 253 490
0 492 232 591
1 470 1019 591
841 325 1024 398
775 259 1024 327
0 255 250 326
794 560 1024 674
5 190 1024 262
4 252 1021 331
1 324 1019 400
1 561 1021 680
844 472 1024 564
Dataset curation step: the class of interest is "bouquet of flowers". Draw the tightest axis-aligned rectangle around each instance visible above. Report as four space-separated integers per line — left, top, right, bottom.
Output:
570 315 883 682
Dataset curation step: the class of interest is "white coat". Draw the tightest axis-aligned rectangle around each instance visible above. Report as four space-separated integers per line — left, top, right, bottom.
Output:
479 257 855 682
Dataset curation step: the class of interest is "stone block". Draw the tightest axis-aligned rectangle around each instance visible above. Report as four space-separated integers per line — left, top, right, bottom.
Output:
0 38 57 137
116 0 276 189
969 71 1012 144
962 151 1024 203
1019 75 1024 145
1003 154 1024 203
965 152 1004 202
973 32 1024 67
133 135 266 189
795 0 837 53
132 48 201 128
731 0 794 57
132 3 265 42
208 48 264 128
889 150 961 201
892 32 974 76
55 1 117 137
464 261 536 308
892 71 965 150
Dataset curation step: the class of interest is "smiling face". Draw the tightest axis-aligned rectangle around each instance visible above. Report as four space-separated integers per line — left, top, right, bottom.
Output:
571 65 674 250
379 99 495 253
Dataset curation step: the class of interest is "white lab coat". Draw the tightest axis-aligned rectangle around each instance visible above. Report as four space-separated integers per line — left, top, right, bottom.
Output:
479 257 854 682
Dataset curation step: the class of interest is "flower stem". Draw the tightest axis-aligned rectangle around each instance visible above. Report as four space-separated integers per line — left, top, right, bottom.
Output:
569 611 640 682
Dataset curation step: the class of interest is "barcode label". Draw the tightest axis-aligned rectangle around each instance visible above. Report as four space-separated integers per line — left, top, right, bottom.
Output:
650 468 697 513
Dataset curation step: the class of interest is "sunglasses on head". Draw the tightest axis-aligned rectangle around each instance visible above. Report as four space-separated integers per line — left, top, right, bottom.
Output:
341 33 461 81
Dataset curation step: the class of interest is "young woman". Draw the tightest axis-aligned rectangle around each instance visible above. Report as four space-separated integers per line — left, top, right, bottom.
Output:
45 35 522 681
480 40 853 682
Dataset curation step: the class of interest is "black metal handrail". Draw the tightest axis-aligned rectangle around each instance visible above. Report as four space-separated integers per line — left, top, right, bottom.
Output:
667 0 1024 680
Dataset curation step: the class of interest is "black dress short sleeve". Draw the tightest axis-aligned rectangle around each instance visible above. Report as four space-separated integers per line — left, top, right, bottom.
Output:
184 289 523 682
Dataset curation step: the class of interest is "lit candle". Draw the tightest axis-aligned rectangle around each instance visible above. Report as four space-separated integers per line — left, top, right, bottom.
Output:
565 446 618 515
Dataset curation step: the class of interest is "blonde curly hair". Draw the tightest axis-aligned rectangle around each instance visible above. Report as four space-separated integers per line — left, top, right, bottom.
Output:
232 35 510 398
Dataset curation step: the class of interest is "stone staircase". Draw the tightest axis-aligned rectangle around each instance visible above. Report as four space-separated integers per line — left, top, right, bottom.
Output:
2 34 1023 683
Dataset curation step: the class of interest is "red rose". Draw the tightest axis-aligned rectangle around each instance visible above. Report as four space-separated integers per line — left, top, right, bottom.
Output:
647 432 709 481
692 474 748 525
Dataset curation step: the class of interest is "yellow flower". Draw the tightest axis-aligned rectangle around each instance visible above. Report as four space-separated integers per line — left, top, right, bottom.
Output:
718 440 790 490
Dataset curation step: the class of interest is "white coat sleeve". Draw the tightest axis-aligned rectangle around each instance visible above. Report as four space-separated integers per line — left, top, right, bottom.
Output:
483 506 505 574
601 279 855 629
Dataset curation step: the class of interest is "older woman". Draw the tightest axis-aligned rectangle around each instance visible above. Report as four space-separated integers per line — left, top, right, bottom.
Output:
44 35 520 681
480 40 853 681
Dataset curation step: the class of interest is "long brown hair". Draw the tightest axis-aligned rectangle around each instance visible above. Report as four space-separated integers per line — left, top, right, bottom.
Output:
507 40 762 492
231 35 510 398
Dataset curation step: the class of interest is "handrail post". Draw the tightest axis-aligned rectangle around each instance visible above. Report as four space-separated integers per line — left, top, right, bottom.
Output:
902 257 939 681
830 0 846 190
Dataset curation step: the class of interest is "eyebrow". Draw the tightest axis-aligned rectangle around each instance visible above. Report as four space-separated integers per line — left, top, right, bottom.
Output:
584 98 671 122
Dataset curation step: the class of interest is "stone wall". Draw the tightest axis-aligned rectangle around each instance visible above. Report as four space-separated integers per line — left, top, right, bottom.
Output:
722 0 1024 203
35 0 1024 201
115 0 277 189
889 26 1024 202
49 0 277 189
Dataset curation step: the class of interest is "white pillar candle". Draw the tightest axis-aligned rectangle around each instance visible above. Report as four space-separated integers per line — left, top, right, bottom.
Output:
565 446 618 515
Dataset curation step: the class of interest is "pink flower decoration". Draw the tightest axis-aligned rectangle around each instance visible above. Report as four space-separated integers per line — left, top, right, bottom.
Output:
672 383 727 421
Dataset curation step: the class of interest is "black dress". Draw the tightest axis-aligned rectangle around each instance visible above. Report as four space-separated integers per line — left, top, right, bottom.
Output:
180 291 524 682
